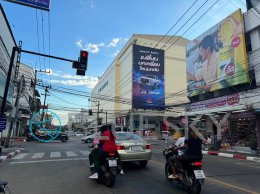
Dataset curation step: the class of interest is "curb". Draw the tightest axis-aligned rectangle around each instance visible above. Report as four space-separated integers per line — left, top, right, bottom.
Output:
0 148 24 163
203 151 260 162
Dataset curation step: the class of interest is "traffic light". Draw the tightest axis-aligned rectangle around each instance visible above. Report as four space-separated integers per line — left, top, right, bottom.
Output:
89 109 93 116
76 69 86 76
79 50 88 70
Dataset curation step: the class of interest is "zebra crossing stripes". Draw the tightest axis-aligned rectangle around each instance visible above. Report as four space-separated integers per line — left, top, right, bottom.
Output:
32 153 45 159
66 151 78 157
12 153 29 159
50 152 61 158
80 151 90 156
10 151 89 160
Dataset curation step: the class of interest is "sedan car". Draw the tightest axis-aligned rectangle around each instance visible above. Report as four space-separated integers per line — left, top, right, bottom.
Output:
116 132 152 168
81 133 99 143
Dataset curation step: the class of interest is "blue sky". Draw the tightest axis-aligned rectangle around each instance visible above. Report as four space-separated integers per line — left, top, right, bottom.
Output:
1 0 247 124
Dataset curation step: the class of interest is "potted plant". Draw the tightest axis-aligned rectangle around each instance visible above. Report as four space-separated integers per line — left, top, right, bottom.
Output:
249 136 258 155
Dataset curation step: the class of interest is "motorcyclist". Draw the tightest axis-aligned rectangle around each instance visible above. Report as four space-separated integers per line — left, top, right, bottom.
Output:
89 124 123 179
168 130 203 179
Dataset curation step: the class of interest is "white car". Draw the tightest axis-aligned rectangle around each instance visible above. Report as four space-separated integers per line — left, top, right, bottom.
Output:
81 133 99 143
138 74 161 89
75 132 84 137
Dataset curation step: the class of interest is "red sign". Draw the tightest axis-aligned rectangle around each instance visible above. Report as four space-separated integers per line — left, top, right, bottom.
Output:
186 93 240 112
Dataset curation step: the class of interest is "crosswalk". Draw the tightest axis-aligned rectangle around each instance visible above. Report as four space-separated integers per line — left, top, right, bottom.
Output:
11 150 90 160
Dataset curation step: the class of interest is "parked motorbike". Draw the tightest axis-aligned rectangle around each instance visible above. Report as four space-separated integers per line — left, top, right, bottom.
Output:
88 144 119 187
163 146 205 194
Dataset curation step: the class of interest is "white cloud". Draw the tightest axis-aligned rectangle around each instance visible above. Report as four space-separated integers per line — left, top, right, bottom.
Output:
76 40 83 48
111 50 120 57
50 75 98 89
90 1 94 9
107 38 121 48
75 37 128 53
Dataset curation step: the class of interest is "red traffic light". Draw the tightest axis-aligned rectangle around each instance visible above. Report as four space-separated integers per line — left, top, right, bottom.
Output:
81 51 88 58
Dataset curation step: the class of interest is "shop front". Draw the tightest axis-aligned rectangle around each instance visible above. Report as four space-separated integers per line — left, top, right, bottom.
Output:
229 111 256 147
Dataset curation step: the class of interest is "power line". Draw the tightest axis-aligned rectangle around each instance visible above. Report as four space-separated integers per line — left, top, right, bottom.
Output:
154 0 199 48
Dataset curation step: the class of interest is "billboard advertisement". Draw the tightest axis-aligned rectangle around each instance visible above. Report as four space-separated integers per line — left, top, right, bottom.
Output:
186 9 249 97
4 0 50 11
132 45 165 110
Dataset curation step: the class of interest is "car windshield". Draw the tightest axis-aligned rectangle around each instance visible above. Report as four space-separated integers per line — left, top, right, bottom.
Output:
116 133 143 141
146 75 155 78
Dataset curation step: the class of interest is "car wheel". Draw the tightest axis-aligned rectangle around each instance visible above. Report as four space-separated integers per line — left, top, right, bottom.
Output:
139 160 148 168
85 138 92 143
61 137 68 142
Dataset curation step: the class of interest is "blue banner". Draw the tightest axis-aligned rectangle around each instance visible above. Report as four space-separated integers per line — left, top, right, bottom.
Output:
5 0 50 11
132 45 165 110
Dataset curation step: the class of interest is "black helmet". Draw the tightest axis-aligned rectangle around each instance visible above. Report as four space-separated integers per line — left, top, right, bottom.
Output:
100 125 107 133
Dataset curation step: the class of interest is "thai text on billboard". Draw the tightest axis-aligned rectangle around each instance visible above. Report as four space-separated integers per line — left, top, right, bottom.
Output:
132 45 165 110
186 9 249 97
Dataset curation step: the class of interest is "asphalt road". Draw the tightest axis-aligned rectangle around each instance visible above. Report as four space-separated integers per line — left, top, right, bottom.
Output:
0 137 259 194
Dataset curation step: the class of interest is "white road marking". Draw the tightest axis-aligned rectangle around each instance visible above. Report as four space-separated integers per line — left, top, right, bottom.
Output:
80 150 90 156
66 151 77 157
9 158 89 164
32 153 45 159
50 152 61 158
12 153 28 160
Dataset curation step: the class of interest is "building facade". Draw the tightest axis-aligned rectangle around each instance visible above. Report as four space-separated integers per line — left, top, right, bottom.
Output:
91 34 189 133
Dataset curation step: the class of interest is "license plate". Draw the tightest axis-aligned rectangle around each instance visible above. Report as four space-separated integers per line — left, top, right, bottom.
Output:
108 160 117 167
130 146 143 151
194 170 205 179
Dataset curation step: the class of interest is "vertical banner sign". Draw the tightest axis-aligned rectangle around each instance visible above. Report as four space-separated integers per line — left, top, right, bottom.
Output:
132 45 165 110
186 9 249 97
4 0 50 11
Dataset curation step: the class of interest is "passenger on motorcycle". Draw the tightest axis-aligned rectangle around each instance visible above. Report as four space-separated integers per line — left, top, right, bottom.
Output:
168 130 203 179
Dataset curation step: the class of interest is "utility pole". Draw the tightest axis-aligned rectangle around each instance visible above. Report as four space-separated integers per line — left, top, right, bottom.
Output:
97 101 100 128
106 111 107 124
4 76 24 148
41 86 50 125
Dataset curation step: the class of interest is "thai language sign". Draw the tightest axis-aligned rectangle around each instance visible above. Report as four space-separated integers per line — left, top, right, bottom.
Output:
132 45 165 110
186 93 240 112
4 0 50 11
186 9 249 97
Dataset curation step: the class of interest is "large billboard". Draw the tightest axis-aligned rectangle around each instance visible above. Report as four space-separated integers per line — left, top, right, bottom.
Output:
4 0 50 11
186 9 249 97
132 45 165 110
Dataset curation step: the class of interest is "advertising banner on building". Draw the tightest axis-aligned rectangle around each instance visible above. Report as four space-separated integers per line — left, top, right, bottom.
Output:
186 9 249 97
4 0 50 11
186 93 240 112
132 45 165 110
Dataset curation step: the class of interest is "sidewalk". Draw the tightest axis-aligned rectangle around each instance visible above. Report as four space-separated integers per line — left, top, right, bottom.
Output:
0 141 25 163
147 138 260 162
203 150 260 162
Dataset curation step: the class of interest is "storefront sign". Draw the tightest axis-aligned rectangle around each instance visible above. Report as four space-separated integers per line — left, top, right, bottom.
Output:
186 9 249 97
186 93 240 112
4 0 50 11
132 45 165 110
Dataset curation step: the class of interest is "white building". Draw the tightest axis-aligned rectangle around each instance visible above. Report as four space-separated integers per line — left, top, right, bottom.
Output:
0 4 17 139
91 34 189 133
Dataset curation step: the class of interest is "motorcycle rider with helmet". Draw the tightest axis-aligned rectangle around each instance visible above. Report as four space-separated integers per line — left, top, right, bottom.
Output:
168 129 203 179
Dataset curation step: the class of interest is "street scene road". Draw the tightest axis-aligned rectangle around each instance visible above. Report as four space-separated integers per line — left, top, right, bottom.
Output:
0 137 260 194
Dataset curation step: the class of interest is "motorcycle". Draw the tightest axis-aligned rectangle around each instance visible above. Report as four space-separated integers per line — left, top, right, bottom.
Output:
163 146 205 194
88 144 119 187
